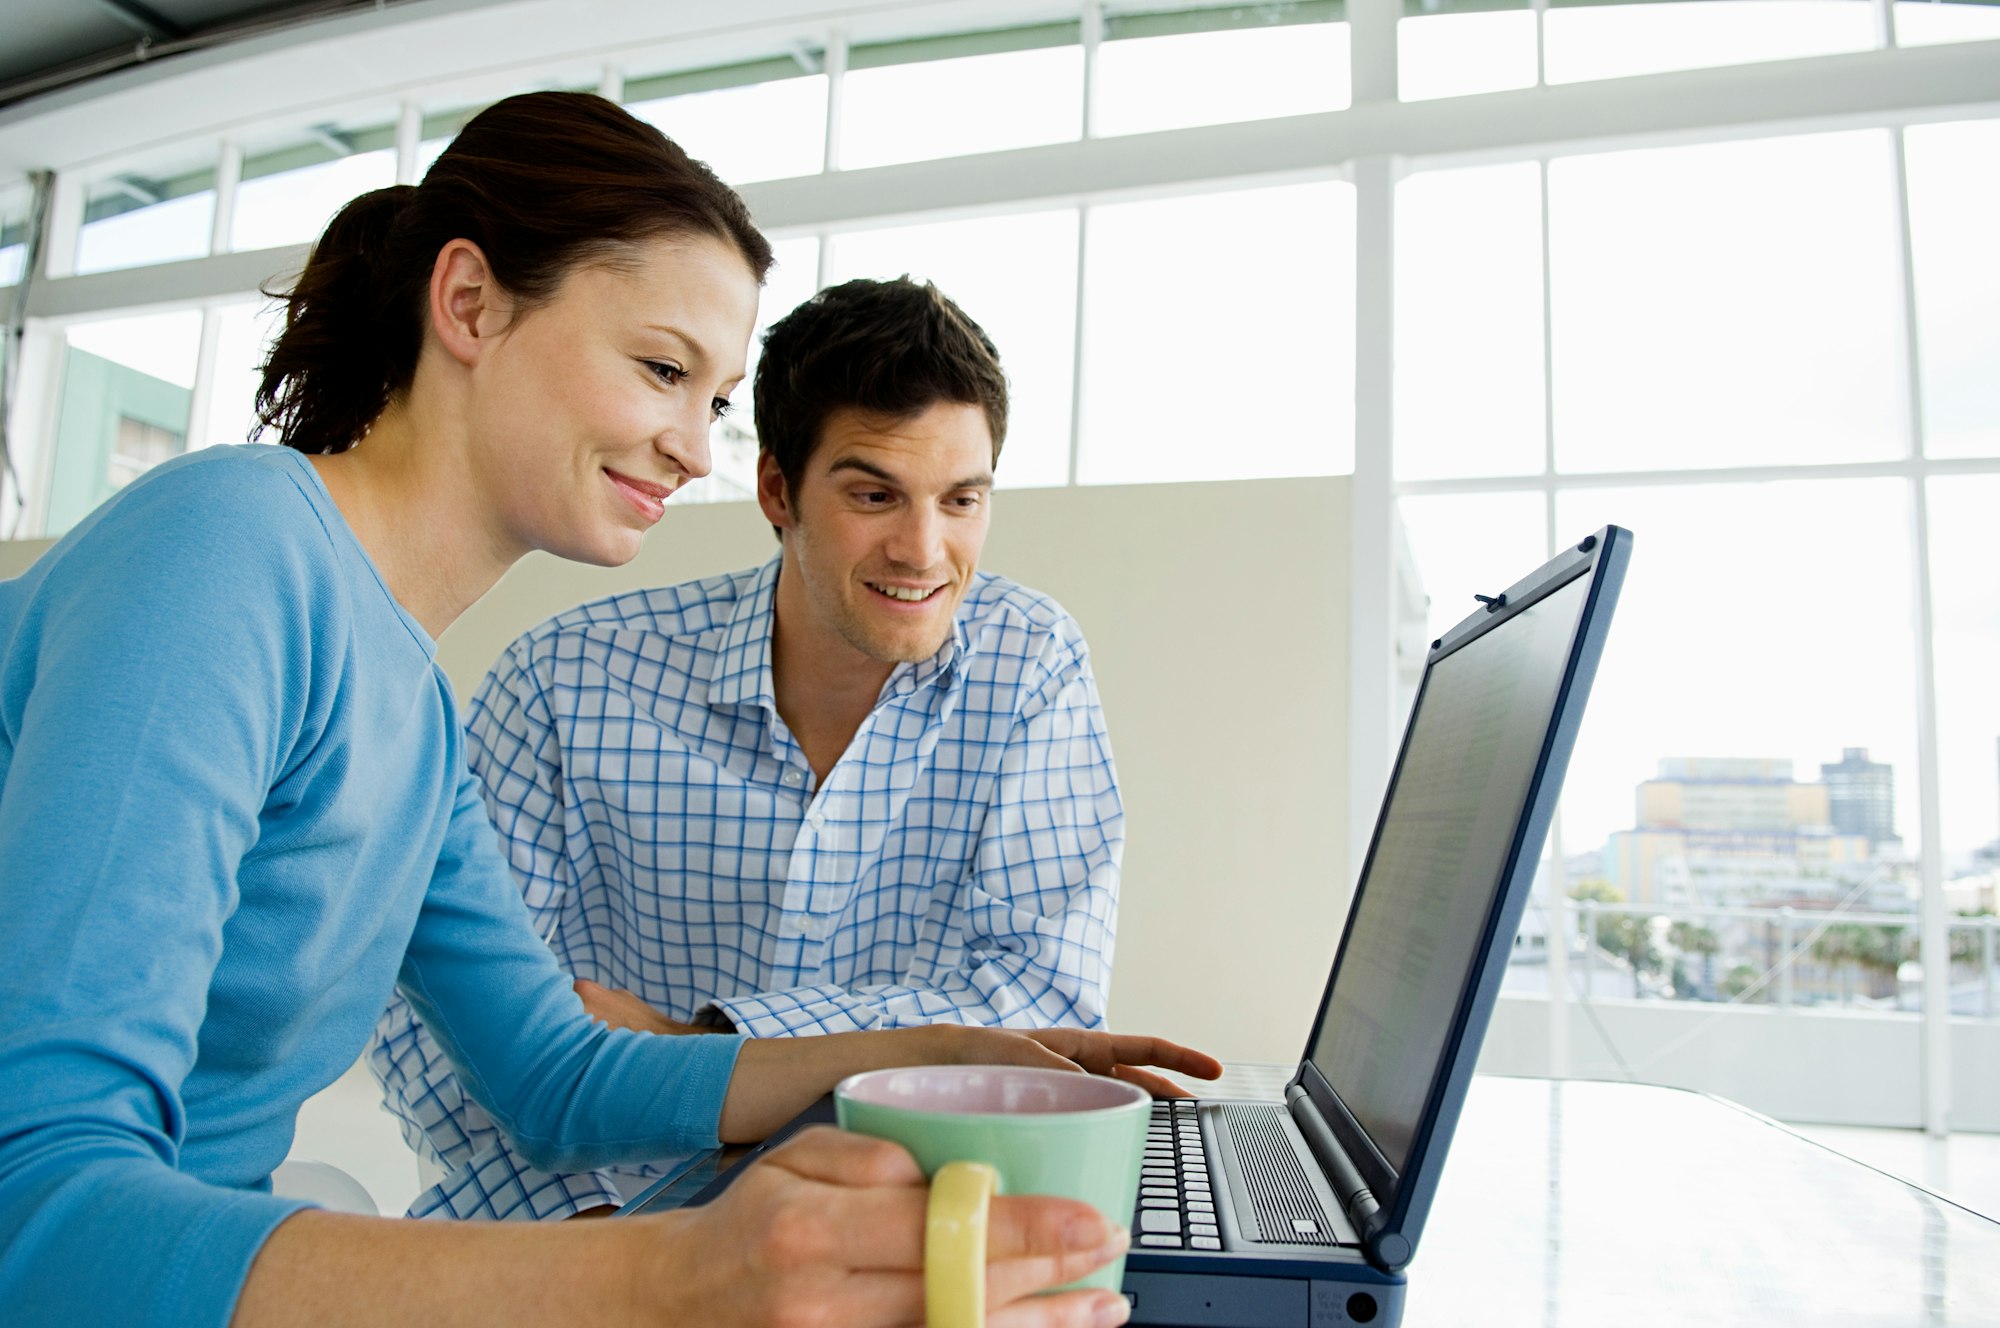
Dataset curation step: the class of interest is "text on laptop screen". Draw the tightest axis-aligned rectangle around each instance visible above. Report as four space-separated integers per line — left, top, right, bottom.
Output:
1309 571 1591 1174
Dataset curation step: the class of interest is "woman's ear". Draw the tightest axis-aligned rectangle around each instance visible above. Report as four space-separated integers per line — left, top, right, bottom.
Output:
428 239 503 368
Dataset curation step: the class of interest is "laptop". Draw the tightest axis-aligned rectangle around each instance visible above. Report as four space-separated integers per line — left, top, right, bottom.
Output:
624 526 1631 1328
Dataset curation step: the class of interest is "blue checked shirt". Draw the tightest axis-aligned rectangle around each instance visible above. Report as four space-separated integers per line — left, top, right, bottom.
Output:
369 556 1123 1220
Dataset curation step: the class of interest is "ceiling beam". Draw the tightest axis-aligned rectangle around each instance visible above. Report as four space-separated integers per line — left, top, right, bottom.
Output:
92 0 191 42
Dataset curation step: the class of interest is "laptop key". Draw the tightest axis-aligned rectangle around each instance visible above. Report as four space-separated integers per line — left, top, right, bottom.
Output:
1139 1234 1184 1248
1189 1222 1219 1238
1140 1196 1178 1210
1190 1236 1222 1250
1138 1210 1182 1235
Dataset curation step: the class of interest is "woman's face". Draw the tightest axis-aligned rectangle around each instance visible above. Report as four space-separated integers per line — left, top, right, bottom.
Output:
466 231 762 567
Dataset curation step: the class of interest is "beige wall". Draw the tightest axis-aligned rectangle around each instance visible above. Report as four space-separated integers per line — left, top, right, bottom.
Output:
1 475 1353 1064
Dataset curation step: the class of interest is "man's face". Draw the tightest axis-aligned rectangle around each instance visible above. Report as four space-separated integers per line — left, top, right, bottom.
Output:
760 401 995 672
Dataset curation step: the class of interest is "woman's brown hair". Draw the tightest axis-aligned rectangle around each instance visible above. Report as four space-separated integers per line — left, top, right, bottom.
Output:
256 91 774 455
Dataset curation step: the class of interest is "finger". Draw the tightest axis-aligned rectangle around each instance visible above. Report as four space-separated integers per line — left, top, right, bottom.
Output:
987 1221 1132 1309
1039 1032 1223 1082
989 1287 1133 1328
760 1124 928 1190
1109 1063 1199 1099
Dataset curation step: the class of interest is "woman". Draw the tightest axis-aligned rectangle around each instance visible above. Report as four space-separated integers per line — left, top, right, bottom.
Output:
0 92 1212 1327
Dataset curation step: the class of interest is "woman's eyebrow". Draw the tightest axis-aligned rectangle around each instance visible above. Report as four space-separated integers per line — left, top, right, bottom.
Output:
641 324 708 363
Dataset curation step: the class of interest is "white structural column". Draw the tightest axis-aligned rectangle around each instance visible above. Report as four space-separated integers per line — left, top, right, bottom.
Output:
393 101 423 186
1539 157 1570 1077
1888 124 1949 1135
1347 0 1400 883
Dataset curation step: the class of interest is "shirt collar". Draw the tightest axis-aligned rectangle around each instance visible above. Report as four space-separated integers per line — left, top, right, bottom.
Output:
707 556 978 708
707 555 782 708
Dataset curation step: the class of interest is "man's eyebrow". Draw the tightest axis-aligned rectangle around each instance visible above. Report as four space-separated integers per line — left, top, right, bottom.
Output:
826 457 994 490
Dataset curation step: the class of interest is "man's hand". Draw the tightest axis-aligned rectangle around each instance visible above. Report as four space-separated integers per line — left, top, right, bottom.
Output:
574 979 712 1036
640 1126 1132 1327
942 1027 1225 1099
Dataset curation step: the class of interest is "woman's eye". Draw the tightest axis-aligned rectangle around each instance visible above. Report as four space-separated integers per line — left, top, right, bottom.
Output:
711 398 733 421
646 361 687 385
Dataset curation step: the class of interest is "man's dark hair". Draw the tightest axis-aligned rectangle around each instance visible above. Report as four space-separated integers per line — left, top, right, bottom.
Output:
753 277 1009 500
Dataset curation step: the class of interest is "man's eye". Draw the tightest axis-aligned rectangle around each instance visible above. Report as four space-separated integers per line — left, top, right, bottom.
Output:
858 490 893 505
646 361 687 385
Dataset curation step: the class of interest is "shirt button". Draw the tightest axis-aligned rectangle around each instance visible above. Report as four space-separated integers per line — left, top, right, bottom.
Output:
782 768 803 787
809 810 826 829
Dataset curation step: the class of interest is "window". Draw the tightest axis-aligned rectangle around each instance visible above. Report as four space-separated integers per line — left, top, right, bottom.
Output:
1078 182 1356 484
627 61 828 184
1548 131 1905 473
1395 162 1545 480
205 297 287 451
231 118 397 253
841 36 1083 168
1398 1 1538 102
1094 5 1350 134
76 160 216 274
1894 0 2000 45
1906 119 2000 459
49 311 200 534
1543 0 1877 85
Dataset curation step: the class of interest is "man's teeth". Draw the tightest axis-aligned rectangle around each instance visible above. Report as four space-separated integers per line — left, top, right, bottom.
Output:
872 583 937 602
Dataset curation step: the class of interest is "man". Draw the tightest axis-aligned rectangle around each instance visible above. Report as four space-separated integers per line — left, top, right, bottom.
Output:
372 277 1125 1220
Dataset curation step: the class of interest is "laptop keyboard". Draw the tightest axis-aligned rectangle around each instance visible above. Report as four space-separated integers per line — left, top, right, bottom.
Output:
1134 1099 1223 1250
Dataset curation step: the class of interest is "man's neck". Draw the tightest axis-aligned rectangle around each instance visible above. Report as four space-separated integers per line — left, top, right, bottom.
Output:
769 567 897 785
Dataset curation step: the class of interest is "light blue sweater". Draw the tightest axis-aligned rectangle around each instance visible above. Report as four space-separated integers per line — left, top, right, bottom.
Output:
0 446 745 1326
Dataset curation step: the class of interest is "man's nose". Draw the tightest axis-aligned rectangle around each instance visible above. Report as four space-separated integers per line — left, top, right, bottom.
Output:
885 503 944 569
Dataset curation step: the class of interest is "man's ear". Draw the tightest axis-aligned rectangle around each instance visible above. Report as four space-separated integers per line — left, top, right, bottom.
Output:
427 239 504 368
755 451 797 535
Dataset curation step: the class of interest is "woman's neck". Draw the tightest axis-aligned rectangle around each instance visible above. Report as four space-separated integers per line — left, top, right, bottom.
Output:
306 399 522 641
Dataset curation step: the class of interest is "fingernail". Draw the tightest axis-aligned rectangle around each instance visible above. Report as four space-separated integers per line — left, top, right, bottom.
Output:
1101 1225 1131 1258
1092 1292 1132 1327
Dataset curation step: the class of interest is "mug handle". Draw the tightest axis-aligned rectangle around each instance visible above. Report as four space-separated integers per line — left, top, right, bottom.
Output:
926 1160 1000 1328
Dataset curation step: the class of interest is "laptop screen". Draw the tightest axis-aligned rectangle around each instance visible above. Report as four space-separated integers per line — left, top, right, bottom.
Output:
1307 569 1592 1175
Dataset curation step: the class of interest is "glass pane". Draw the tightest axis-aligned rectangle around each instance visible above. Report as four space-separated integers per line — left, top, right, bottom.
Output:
1929 476 2000 874
0 180 30 286
1895 0 2000 45
630 76 827 184
841 46 1083 169
1399 8 1539 102
232 145 396 253
1093 18 1350 137
1555 479 1922 1018
76 167 216 274
1079 182 1356 484
48 311 202 535
1396 162 1545 480
828 210 1079 490
1906 119 2000 459
1549 131 1905 473
205 298 287 450
1544 0 1877 84
687 236 821 504
1397 491 1549 643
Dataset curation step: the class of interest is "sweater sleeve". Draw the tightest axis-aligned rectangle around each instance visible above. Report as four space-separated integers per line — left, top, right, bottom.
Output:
0 472 320 1328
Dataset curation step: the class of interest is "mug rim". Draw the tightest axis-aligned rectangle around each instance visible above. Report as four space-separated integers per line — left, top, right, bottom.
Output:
835 1064 1153 1118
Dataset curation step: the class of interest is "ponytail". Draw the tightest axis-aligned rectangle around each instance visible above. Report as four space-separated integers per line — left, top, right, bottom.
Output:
254 91 774 456
256 185 422 455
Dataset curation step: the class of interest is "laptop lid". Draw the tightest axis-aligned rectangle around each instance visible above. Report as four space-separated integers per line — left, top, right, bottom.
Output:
1290 527 1629 1271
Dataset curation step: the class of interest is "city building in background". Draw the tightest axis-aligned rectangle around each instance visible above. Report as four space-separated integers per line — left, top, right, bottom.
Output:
1823 746 1901 849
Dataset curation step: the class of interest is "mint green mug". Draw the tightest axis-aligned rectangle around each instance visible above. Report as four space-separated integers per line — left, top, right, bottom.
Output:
834 1065 1151 1328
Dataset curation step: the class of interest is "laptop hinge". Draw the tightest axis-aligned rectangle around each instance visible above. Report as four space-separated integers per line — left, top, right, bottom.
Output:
1287 1085 1382 1238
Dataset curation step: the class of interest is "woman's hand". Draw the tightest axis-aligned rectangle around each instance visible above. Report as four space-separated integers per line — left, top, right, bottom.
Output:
637 1126 1132 1327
